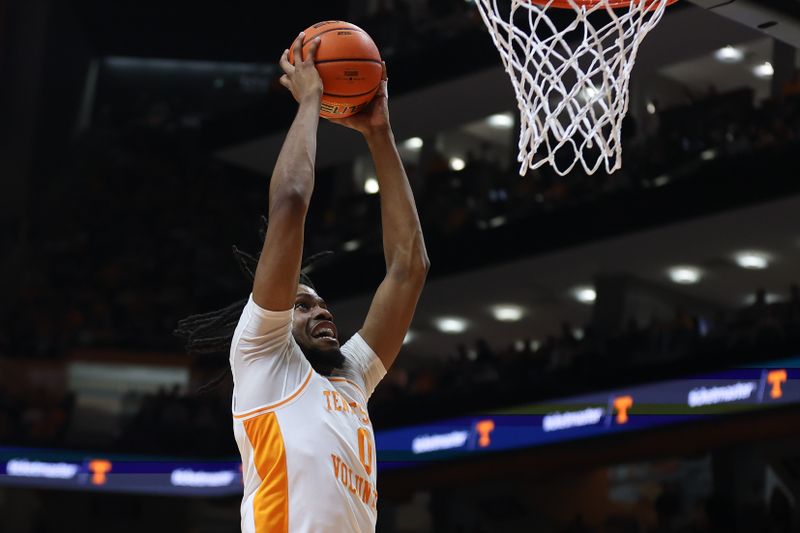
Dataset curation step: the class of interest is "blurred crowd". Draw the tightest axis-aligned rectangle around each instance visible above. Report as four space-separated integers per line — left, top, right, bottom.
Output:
415 88 800 241
429 480 797 533
0 387 74 449
114 384 232 456
2 282 798 455
3 88 800 360
371 283 800 426
553 489 797 533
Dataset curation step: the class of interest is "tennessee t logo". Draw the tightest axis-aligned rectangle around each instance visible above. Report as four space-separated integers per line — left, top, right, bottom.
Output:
88 459 112 485
613 396 633 425
475 419 495 448
767 370 787 399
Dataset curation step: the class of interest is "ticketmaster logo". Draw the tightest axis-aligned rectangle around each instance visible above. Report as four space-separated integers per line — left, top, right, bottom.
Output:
170 469 236 488
543 408 605 432
7 459 79 479
411 431 469 454
688 382 757 408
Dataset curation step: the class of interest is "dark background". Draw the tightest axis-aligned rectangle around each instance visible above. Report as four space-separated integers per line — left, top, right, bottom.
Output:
1 0 800 531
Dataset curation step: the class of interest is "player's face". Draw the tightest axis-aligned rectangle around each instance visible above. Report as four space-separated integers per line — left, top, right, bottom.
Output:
292 284 344 375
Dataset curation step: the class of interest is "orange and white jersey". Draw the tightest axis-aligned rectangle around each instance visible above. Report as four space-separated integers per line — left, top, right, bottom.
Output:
230 295 386 533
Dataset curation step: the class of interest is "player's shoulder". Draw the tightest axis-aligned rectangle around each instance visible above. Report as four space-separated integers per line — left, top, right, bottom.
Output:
231 294 294 351
242 293 293 324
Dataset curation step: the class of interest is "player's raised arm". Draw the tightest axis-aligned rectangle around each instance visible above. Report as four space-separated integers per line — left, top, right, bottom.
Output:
328 64 430 371
253 33 322 311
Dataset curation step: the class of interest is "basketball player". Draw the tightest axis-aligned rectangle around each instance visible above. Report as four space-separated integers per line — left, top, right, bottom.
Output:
230 32 428 532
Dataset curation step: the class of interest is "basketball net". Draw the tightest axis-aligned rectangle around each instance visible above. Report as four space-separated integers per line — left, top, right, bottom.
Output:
474 0 672 176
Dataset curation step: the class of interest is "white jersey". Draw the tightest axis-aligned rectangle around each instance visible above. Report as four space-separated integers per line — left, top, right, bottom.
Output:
230 295 386 533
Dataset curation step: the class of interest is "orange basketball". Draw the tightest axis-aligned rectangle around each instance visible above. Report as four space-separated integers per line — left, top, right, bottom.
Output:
288 21 382 119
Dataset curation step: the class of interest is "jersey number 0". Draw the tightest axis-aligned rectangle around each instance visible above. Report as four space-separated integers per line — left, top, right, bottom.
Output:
357 427 374 475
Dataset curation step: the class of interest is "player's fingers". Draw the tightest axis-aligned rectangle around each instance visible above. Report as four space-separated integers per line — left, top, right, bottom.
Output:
292 32 305 65
377 62 388 99
279 49 294 75
279 74 291 89
305 37 321 64
325 116 356 130
372 81 387 102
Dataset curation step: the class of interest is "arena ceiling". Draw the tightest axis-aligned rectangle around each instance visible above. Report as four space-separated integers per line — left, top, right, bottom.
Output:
329 194 800 363
63 1 800 361
70 1 349 61
70 1 800 61
214 2 781 175
68 1 800 174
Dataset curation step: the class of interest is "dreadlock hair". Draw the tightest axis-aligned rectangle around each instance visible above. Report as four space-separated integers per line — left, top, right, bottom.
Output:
174 216 332 393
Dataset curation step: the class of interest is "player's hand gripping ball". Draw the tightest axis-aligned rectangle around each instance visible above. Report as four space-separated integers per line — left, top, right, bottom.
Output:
288 21 383 119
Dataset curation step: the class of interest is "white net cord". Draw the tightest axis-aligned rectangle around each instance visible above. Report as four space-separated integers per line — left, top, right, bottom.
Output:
474 0 671 176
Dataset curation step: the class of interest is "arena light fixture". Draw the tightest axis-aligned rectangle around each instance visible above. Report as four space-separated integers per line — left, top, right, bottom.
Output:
449 157 466 171
700 149 717 161
572 286 596 304
581 84 600 101
403 137 424 150
364 177 379 194
490 304 525 322
342 239 361 252
434 316 469 334
646 101 657 115
714 46 744 63
743 292 785 305
753 62 774 79
488 215 507 228
653 175 670 187
668 266 703 285
734 251 771 269
487 113 514 128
